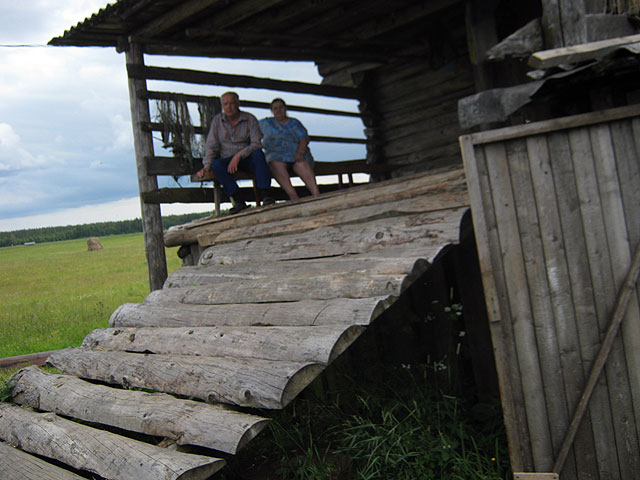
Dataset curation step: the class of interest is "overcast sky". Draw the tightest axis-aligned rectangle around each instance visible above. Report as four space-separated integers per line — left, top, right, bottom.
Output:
0 1 364 232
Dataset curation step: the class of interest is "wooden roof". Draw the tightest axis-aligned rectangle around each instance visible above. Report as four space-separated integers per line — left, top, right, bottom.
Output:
0 167 469 479
48 0 462 63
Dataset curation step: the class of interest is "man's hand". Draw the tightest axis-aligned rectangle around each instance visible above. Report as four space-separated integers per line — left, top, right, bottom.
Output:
294 152 305 163
228 153 242 174
197 166 212 178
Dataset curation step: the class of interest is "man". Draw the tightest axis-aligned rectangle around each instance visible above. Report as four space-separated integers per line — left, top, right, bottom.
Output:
197 91 274 214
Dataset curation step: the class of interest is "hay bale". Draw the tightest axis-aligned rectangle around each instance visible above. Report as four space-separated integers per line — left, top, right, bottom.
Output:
87 237 104 251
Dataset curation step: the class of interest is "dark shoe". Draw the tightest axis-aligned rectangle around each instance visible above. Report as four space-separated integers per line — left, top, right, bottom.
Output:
228 198 248 215
262 197 275 206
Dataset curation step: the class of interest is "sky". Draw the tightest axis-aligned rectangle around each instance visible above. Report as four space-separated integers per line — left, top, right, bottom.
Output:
0 1 365 232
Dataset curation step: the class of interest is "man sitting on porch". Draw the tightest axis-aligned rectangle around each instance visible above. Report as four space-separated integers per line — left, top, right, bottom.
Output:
197 91 274 214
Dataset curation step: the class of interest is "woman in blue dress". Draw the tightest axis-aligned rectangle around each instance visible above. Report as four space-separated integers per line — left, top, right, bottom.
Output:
259 98 320 201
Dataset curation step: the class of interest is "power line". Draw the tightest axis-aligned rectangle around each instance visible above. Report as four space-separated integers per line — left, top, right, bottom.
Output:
0 43 49 47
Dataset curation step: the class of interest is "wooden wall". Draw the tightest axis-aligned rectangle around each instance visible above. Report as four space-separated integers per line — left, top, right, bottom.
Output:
460 104 640 479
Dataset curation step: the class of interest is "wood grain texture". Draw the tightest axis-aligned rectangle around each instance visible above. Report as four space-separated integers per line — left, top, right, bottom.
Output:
0 403 224 480
110 296 396 328
47 348 323 409
9 366 268 454
0 440 86 480
83 325 363 365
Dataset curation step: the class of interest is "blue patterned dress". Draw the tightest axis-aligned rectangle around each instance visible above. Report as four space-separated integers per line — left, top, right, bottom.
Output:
259 117 314 166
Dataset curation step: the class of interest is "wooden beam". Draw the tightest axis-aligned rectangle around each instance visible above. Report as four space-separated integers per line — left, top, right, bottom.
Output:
0 441 87 480
145 90 361 117
127 64 362 99
140 37 413 62
125 44 167 292
529 33 640 69
133 0 226 38
0 350 60 370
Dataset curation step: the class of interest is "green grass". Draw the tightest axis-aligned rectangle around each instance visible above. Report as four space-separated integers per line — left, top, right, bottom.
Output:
0 233 181 360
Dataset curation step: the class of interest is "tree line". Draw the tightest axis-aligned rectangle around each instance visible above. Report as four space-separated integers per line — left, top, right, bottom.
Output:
0 212 210 248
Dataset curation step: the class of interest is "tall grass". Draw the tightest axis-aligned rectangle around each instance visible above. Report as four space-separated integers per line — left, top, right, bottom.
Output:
0 233 181 360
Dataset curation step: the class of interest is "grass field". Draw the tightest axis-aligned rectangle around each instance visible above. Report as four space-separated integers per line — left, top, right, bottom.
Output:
0 233 181 361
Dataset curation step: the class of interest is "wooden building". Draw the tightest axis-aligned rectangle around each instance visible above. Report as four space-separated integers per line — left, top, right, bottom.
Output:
0 1 639 479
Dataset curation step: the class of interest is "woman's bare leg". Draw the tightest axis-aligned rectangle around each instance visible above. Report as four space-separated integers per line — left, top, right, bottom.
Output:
293 161 320 196
269 160 299 200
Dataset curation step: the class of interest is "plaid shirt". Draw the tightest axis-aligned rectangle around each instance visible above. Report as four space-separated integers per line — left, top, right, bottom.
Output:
202 111 263 169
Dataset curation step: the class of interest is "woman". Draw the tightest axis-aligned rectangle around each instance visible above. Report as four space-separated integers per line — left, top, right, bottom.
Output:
259 98 320 200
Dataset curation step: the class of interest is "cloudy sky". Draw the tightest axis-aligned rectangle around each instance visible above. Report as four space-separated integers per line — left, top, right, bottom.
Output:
0 1 364 232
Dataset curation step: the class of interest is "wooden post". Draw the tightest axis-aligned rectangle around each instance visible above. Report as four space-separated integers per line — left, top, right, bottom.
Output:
126 43 167 291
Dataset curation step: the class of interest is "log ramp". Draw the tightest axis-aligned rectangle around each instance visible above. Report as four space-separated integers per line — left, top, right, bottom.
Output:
0 167 469 480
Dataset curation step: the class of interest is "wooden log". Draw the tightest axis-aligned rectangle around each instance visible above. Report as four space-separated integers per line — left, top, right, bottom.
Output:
196 209 465 263
0 403 224 480
146 272 414 304
0 440 86 480
47 348 323 409
168 255 429 287
9 367 268 455
83 325 364 365
202 184 469 246
109 296 396 328
164 167 466 246
126 64 361 100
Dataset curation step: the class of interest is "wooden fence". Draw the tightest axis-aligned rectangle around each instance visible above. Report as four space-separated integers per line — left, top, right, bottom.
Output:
460 104 640 479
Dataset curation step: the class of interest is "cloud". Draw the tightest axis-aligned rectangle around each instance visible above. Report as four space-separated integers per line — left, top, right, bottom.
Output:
0 123 48 174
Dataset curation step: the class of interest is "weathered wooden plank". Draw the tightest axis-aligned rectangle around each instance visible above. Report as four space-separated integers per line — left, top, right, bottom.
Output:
164 167 466 247
110 296 396 328
0 403 224 480
569 126 628 478
526 134 598 473
9 367 268 455
47 348 323 409
614 116 640 437
0 350 60 370
0 440 86 480
197 209 464 262
588 122 640 474
485 141 554 470
506 138 577 476
203 177 468 246
127 64 361 99
469 104 640 146
147 272 412 304
547 130 618 475
459 137 534 471
83 325 364 365
167 255 428 287
529 33 640 68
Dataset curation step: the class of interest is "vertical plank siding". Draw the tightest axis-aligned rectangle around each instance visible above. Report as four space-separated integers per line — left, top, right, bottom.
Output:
460 105 640 479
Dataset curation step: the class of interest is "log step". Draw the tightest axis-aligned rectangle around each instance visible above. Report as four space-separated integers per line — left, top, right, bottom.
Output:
110 296 396 328
146 272 414 304
9 366 269 454
0 403 224 480
82 325 364 364
196 208 465 261
0 440 86 480
164 255 429 288
47 348 323 409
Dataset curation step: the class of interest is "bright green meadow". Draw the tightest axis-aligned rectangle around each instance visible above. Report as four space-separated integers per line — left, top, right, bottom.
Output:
0 233 181 362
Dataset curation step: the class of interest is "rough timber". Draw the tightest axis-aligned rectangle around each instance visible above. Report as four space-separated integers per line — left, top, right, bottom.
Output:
1 168 470 479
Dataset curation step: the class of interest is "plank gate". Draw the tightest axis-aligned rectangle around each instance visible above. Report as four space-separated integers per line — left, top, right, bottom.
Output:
0 168 470 479
460 104 640 479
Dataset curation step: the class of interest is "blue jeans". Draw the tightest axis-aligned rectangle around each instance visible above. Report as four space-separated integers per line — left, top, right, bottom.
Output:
211 149 272 197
